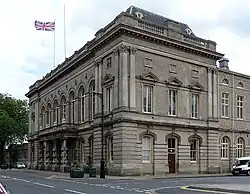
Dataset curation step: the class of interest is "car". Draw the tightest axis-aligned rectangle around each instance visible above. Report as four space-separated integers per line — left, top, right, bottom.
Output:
0 182 10 194
16 162 25 169
232 156 250 176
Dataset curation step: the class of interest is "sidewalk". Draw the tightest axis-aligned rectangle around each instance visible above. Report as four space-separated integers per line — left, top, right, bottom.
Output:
185 184 250 194
5 169 232 180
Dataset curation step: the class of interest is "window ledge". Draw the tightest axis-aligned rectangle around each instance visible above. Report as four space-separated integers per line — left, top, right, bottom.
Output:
142 161 150 164
221 158 229 161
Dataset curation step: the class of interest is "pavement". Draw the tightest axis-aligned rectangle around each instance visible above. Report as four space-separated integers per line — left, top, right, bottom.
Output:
1 169 250 194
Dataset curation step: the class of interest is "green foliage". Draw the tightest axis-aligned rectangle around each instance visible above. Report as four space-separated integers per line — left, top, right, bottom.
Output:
0 93 28 144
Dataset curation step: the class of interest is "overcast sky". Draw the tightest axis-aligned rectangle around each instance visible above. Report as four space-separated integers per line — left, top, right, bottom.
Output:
1 0 249 99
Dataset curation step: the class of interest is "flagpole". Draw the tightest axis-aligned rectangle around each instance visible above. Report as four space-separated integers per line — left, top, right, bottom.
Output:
63 4 67 59
53 19 56 68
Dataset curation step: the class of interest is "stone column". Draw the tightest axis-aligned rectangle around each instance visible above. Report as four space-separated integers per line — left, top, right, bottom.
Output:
118 44 129 109
60 139 69 172
33 140 39 170
207 68 213 119
84 93 89 121
44 141 49 170
27 142 32 169
52 141 58 171
213 69 218 118
113 48 119 110
129 47 137 110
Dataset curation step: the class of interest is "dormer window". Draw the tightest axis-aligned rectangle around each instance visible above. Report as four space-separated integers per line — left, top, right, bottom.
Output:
222 78 229 85
237 81 244 88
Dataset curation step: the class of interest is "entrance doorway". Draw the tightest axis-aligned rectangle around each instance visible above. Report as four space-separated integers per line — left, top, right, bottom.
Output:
168 138 177 173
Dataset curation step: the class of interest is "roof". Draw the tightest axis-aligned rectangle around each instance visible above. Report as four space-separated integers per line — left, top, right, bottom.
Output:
126 6 196 37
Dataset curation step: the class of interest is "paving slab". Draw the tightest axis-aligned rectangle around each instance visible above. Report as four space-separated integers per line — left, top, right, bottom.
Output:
187 184 250 193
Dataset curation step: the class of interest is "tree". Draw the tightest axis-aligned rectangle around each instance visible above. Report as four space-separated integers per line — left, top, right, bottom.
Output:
0 93 28 165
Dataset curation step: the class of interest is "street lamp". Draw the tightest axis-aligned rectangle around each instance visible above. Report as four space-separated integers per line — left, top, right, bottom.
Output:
88 86 105 178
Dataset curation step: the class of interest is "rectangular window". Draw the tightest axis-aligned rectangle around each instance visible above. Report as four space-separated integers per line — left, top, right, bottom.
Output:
190 139 197 162
107 57 112 68
237 95 243 119
221 93 229 118
143 85 153 113
169 90 177 116
191 94 199 118
106 87 112 112
142 137 151 162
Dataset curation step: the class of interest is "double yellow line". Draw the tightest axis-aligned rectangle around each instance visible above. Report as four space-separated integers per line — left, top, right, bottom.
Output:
180 186 236 194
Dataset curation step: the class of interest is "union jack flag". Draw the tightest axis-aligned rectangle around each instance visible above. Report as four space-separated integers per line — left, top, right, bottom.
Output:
34 20 55 31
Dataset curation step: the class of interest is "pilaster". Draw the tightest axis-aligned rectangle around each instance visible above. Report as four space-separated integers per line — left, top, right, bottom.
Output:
207 68 213 119
94 62 99 115
60 139 69 172
213 69 218 118
35 99 39 132
52 141 58 171
113 48 119 109
27 142 32 169
33 140 39 169
129 46 137 110
118 44 129 109
28 103 32 134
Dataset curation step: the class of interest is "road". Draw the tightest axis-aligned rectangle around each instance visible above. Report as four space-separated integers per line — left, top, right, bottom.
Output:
0 169 249 194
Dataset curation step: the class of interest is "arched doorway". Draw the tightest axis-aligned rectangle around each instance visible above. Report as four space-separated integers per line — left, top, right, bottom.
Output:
167 137 178 173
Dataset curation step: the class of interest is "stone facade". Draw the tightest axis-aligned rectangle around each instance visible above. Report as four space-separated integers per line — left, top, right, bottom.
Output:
26 6 250 175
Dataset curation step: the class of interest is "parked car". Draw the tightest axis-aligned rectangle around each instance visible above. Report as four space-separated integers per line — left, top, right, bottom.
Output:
0 182 10 194
16 162 25 169
232 156 250 175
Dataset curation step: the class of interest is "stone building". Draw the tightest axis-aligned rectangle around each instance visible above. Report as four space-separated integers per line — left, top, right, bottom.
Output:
26 6 250 175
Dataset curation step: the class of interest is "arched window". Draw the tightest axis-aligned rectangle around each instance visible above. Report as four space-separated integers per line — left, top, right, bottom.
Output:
221 136 229 159
89 81 95 120
60 95 66 123
69 91 75 123
47 103 52 126
41 106 45 128
78 86 85 123
142 136 152 163
106 136 113 162
53 99 59 124
237 81 244 88
190 139 198 162
222 78 229 85
236 137 244 158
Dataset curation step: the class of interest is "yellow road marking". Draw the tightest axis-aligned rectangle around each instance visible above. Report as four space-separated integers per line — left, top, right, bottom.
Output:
180 186 236 194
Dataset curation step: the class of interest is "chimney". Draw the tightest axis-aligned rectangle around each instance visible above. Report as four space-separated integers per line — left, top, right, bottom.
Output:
218 57 229 70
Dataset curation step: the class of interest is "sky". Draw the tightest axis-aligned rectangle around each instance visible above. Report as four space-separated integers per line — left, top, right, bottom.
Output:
1 0 250 99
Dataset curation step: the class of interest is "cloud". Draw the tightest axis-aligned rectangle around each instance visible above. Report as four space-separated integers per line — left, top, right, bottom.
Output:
1 0 250 99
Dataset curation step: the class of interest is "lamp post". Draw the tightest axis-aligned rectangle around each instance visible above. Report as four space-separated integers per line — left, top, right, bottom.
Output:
92 86 105 179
